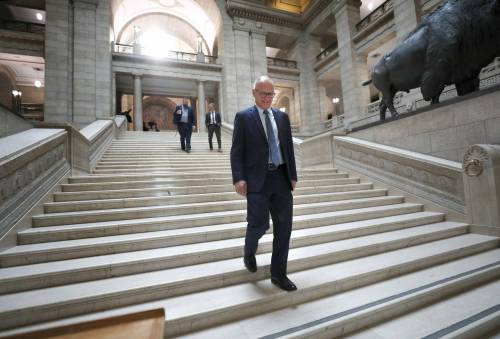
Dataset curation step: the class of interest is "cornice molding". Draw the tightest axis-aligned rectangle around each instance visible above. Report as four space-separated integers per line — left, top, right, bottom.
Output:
226 0 302 29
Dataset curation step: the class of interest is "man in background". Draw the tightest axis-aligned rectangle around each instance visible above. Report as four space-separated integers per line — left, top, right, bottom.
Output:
205 103 222 152
173 97 196 153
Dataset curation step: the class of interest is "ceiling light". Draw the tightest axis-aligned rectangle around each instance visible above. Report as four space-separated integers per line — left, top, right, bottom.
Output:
332 97 340 104
34 80 42 87
12 90 22 96
36 12 43 21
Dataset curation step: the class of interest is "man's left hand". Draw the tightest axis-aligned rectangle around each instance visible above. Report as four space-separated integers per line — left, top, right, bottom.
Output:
192 125 196 131
291 180 296 191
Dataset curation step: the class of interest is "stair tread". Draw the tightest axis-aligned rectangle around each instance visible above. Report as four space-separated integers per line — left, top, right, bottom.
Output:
3 213 447 280
22 203 424 233
0 235 496 327
33 195 404 219
173 249 500 339
9 204 427 255
345 279 500 339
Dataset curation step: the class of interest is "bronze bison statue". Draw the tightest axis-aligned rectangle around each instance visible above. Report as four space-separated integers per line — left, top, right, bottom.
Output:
364 0 500 120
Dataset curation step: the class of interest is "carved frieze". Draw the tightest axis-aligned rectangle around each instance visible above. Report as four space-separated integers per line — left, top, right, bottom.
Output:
0 143 66 206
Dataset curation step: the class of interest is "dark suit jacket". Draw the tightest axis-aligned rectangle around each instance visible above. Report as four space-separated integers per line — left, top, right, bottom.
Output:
173 105 196 126
230 106 297 193
205 111 222 127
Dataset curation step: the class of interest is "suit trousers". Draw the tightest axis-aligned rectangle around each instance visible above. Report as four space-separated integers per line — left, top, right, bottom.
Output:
177 123 192 150
207 124 221 149
245 166 293 278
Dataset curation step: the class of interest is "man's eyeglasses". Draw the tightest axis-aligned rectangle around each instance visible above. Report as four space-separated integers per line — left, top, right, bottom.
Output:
255 91 275 98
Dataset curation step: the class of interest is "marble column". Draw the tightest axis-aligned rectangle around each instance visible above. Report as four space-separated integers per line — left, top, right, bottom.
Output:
295 35 322 134
111 72 116 115
335 0 371 124
393 0 421 43
197 80 206 132
233 28 254 111
249 31 267 82
133 74 143 131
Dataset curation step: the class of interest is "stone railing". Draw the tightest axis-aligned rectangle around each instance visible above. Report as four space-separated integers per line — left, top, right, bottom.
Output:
355 0 394 33
333 136 466 213
333 137 500 228
323 115 345 130
267 57 298 69
0 104 33 138
0 129 70 240
316 42 338 62
0 19 45 34
72 118 126 173
113 43 218 64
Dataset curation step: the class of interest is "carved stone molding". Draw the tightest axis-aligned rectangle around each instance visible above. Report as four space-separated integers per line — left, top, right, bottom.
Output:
334 137 466 212
463 145 489 177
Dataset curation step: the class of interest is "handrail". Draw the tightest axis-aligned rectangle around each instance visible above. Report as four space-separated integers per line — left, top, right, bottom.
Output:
0 18 45 34
267 57 298 69
316 41 338 61
113 43 218 64
355 0 393 32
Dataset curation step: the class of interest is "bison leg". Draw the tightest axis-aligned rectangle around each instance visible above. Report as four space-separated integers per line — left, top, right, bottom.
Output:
456 76 480 96
421 70 445 104
387 88 399 118
379 101 387 120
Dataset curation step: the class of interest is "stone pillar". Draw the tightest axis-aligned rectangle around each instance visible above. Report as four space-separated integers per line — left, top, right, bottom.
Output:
393 0 421 43
215 0 239 124
335 0 371 124
44 0 111 126
463 144 500 228
111 72 116 115
233 28 254 111
95 0 112 119
44 0 71 123
133 74 143 131
318 84 331 122
295 35 322 134
197 80 206 132
249 31 267 82
72 0 97 126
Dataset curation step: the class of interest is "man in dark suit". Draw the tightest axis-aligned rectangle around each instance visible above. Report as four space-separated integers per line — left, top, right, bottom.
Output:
173 97 196 153
230 75 298 292
205 103 222 152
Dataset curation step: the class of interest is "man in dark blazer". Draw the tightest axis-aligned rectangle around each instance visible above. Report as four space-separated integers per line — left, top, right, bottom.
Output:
205 103 222 152
230 75 298 291
173 97 196 153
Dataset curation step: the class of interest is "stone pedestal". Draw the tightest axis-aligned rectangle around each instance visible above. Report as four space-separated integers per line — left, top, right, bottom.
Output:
463 144 500 228
335 0 371 125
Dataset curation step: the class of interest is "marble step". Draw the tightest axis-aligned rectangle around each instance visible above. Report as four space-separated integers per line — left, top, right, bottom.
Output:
0 234 495 333
67 170 340 183
93 166 233 174
175 249 500 339
60 177 361 192
100 154 230 160
32 195 405 227
44 188 385 214
53 182 372 202
19 203 425 245
96 160 231 166
345 279 500 339
2 215 449 293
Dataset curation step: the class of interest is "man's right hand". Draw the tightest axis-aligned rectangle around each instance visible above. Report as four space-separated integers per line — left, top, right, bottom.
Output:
234 180 247 196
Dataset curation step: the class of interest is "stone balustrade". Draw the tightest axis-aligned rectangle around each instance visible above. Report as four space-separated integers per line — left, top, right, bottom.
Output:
266 57 298 69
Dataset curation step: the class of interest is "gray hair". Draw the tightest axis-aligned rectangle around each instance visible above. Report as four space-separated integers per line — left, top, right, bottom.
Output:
253 75 274 89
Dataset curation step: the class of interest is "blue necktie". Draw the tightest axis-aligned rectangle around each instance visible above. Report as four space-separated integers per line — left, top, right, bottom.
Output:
263 110 280 167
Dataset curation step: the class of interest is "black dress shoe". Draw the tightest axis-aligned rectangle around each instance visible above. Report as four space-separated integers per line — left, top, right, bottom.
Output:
243 254 257 273
271 276 297 291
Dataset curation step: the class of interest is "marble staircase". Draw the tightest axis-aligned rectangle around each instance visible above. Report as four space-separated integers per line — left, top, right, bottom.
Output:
0 132 499 338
